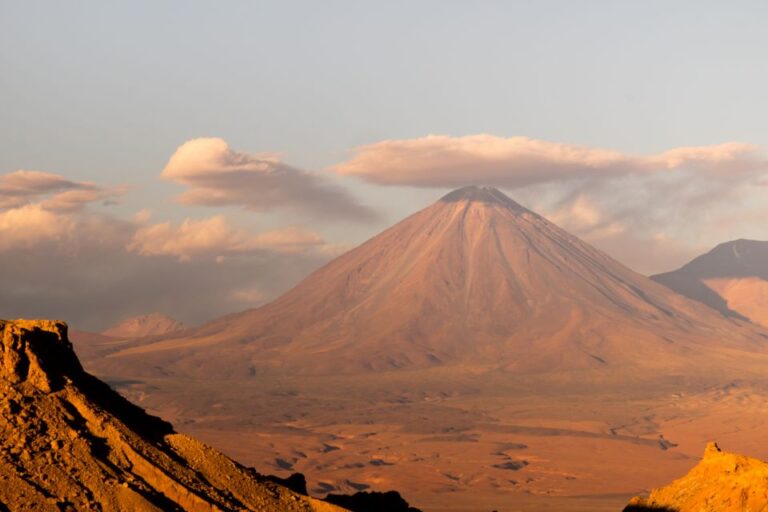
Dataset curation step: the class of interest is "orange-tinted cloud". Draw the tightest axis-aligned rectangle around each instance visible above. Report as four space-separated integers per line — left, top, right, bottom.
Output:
0 202 332 329
0 165 335 328
128 215 324 262
332 135 763 187
0 171 78 203
0 204 75 250
0 170 124 210
162 138 378 222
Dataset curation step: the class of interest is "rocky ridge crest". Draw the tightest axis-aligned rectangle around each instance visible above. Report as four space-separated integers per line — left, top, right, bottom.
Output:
0 319 348 511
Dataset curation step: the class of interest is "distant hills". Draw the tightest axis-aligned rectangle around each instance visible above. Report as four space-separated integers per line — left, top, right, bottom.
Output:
653 239 768 328
102 313 185 338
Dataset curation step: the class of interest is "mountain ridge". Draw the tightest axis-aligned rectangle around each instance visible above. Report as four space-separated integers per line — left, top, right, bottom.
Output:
0 318 353 512
652 239 768 327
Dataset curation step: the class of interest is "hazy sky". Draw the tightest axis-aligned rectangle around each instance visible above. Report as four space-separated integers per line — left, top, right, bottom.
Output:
3 1 768 329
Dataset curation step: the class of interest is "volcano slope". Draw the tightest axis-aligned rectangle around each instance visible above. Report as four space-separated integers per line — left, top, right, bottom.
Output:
653 239 768 328
81 187 768 512
0 319 349 512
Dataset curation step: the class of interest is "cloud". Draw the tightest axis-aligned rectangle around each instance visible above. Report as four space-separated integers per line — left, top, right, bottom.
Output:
0 170 124 210
532 190 697 274
530 169 763 274
0 171 79 205
128 216 324 262
584 229 702 276
0 204 333 331
331 135 764 188
41 187 126 212
0 166 336 330
161 137 378 222
331 134 768 275
0 204 75 250
545 194 625 241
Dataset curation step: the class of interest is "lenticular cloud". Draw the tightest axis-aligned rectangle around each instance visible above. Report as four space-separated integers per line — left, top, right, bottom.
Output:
331 134 763 188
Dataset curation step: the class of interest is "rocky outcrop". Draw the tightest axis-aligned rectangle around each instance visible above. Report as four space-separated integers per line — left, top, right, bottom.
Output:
1 319 83 393
0 319 347 511
624 442 768 512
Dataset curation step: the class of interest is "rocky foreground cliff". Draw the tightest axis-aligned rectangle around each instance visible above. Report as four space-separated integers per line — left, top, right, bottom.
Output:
625 442 768 512
0 319 352 512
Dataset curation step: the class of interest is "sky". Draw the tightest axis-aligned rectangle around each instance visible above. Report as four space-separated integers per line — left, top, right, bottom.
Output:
2 1 768 330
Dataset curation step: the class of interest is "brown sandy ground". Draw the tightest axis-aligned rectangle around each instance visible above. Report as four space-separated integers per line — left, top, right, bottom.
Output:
89 365 768 512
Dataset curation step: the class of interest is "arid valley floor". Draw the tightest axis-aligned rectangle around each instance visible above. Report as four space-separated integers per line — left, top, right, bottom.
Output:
75 365 768 511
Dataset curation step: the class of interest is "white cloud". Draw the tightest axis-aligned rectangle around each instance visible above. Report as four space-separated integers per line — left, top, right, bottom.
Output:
161 137 378 222
331 135 763 188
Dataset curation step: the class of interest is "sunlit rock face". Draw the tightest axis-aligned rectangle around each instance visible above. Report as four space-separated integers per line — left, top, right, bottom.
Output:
625 442 768 512
0 319 349 512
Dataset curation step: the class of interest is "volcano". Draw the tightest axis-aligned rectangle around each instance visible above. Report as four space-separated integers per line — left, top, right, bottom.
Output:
97 186 765 378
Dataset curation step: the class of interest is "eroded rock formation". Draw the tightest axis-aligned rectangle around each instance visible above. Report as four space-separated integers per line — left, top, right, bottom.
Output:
625 442 768 512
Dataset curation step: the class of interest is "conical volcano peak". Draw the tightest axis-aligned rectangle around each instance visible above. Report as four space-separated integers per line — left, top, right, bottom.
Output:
439 185 528 211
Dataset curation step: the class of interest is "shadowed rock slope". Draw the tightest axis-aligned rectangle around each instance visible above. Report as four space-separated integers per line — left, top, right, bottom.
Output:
653 239 768 328
624 442 768 512
98 186 767 379
0 319 347 512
